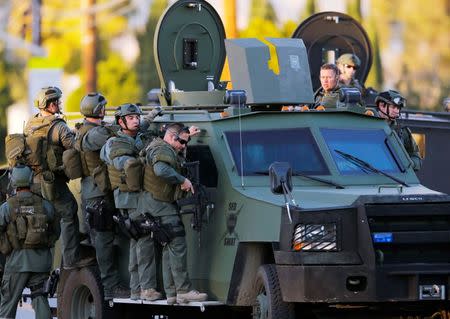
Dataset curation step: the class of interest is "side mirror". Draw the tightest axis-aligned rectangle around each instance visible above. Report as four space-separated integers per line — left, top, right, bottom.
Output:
269 162 293 195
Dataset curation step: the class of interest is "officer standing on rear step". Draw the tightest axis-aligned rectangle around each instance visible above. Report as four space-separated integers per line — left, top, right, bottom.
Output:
0 165 60 319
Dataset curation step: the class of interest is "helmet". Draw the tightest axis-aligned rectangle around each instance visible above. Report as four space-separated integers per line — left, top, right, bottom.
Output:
114 103 143 118
375 90 406 108
34 86 62 109
10 165 33 188
336 53 361 68
80 93 107 118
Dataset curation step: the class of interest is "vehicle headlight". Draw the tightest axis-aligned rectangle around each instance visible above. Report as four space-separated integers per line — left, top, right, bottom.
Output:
292 223 338 251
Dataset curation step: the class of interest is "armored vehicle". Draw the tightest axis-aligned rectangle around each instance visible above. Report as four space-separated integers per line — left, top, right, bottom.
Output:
54 2 449 319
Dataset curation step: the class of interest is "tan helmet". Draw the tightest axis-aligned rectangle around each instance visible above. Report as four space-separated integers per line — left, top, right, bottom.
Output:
34 86 62 109
80 92 107 118
336 53 361 68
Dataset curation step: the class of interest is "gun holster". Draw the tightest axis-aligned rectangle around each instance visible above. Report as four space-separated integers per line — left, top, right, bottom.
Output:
142 214 174 246
112 213 140 240
86 199 114 231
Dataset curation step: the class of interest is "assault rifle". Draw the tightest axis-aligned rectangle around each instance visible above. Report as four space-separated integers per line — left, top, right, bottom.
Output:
43 268 60 298
176 161 213 232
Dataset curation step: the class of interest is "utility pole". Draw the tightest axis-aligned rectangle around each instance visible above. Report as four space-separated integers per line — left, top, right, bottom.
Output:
82 0 97 93
31 0 41 47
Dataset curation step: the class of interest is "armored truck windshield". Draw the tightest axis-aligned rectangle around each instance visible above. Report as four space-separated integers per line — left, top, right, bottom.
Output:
222 119 411 187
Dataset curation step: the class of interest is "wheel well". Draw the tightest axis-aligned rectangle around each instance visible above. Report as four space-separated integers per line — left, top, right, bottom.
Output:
226 242 276 306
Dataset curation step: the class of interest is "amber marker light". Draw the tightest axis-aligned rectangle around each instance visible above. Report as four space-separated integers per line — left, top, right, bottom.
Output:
220 111 229 118
365 110 375 116
316 105 326 111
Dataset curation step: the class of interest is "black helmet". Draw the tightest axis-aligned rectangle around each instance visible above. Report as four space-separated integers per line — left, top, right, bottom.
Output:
375 90 406 108
10 165 33 188
80 93 107 118
34 86 62 109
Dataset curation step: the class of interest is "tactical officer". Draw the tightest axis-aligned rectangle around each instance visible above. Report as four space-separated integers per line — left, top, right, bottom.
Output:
314 63 341 109
0 165 60 319
75 93 130 299
23 87 82 269
336 53 365 95
376 90 422 171
139 122 207 305
100 103 162 301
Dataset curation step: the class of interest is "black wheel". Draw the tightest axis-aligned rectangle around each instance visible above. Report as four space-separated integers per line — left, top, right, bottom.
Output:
57 266 106 319
252 264 295 319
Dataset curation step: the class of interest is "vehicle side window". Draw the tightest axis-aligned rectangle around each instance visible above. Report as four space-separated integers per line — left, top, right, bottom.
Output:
186 145 218 187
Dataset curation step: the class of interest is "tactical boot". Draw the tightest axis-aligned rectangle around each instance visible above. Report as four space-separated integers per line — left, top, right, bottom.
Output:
176 290 208 304
104 285 130 300
166 296 177 305
141 288 162 301
130 290 141 300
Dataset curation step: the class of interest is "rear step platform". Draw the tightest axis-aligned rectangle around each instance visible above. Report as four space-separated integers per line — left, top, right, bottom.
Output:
111 298 223 312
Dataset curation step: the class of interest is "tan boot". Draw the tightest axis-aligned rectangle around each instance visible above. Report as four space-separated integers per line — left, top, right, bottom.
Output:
176 290 208 304
141 288 162 301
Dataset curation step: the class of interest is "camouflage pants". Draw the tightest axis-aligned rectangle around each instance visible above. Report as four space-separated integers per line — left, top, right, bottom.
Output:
0 271 51 319
160 215 191 297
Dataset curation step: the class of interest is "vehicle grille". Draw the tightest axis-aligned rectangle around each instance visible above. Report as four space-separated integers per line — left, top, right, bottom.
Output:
365 203 450 264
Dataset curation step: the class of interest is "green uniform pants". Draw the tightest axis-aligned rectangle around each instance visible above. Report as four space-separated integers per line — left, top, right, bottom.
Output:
0 271 51 319
160 215 191 297
95 231 121 293
54 180 79 267
129 233 157 292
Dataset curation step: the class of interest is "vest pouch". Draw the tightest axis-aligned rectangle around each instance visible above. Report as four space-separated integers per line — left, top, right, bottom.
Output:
6 222 21 249
62 148 83 180
41 171 56 201
15 215 27 240
25 135 45 167
5 134 26 167
124 158 143 192
0 232 13 255
24 214 48 248
93 162 112 193
173 185 185 201
47 146 64 172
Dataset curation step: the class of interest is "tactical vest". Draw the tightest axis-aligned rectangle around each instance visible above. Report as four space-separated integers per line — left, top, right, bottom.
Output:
143 138 183 202
107 136 142 192
22 115 66 173
76 122 102 177
6 194 53 249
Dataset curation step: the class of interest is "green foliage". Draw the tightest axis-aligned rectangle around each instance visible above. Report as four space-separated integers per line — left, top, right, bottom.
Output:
281 21 298 38
250 0 278 22
301 0 316 21
240 18 282 38
347 0 362 22
97 53 140 106
365 18 383 89
135 0 168 102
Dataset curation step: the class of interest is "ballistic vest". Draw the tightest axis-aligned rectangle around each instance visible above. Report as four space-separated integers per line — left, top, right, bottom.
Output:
6 193 53 249
143 138 183 202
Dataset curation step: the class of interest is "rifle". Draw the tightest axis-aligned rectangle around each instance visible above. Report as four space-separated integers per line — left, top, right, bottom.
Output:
176 161 213 232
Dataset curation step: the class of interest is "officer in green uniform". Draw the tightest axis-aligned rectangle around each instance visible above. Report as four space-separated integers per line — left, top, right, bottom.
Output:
100 103 162 301
336 53 366 96
76 93 130 299
0 165 60 319
139 122 207 305
313 63 341 109
23 87 81 269
375 90 422 171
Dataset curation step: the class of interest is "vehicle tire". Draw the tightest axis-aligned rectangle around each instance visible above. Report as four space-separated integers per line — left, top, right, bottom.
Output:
252 264 295 319
57 266 106 319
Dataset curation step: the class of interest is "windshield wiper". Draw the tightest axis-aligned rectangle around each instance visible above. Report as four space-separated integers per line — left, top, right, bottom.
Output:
334 149 409 187
253 171 345 189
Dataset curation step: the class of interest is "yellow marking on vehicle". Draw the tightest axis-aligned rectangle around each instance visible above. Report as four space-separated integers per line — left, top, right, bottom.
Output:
258 38 280 75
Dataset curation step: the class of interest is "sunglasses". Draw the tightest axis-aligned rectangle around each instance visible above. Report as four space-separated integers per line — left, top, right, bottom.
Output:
175 135 190 145
344 64 358 70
